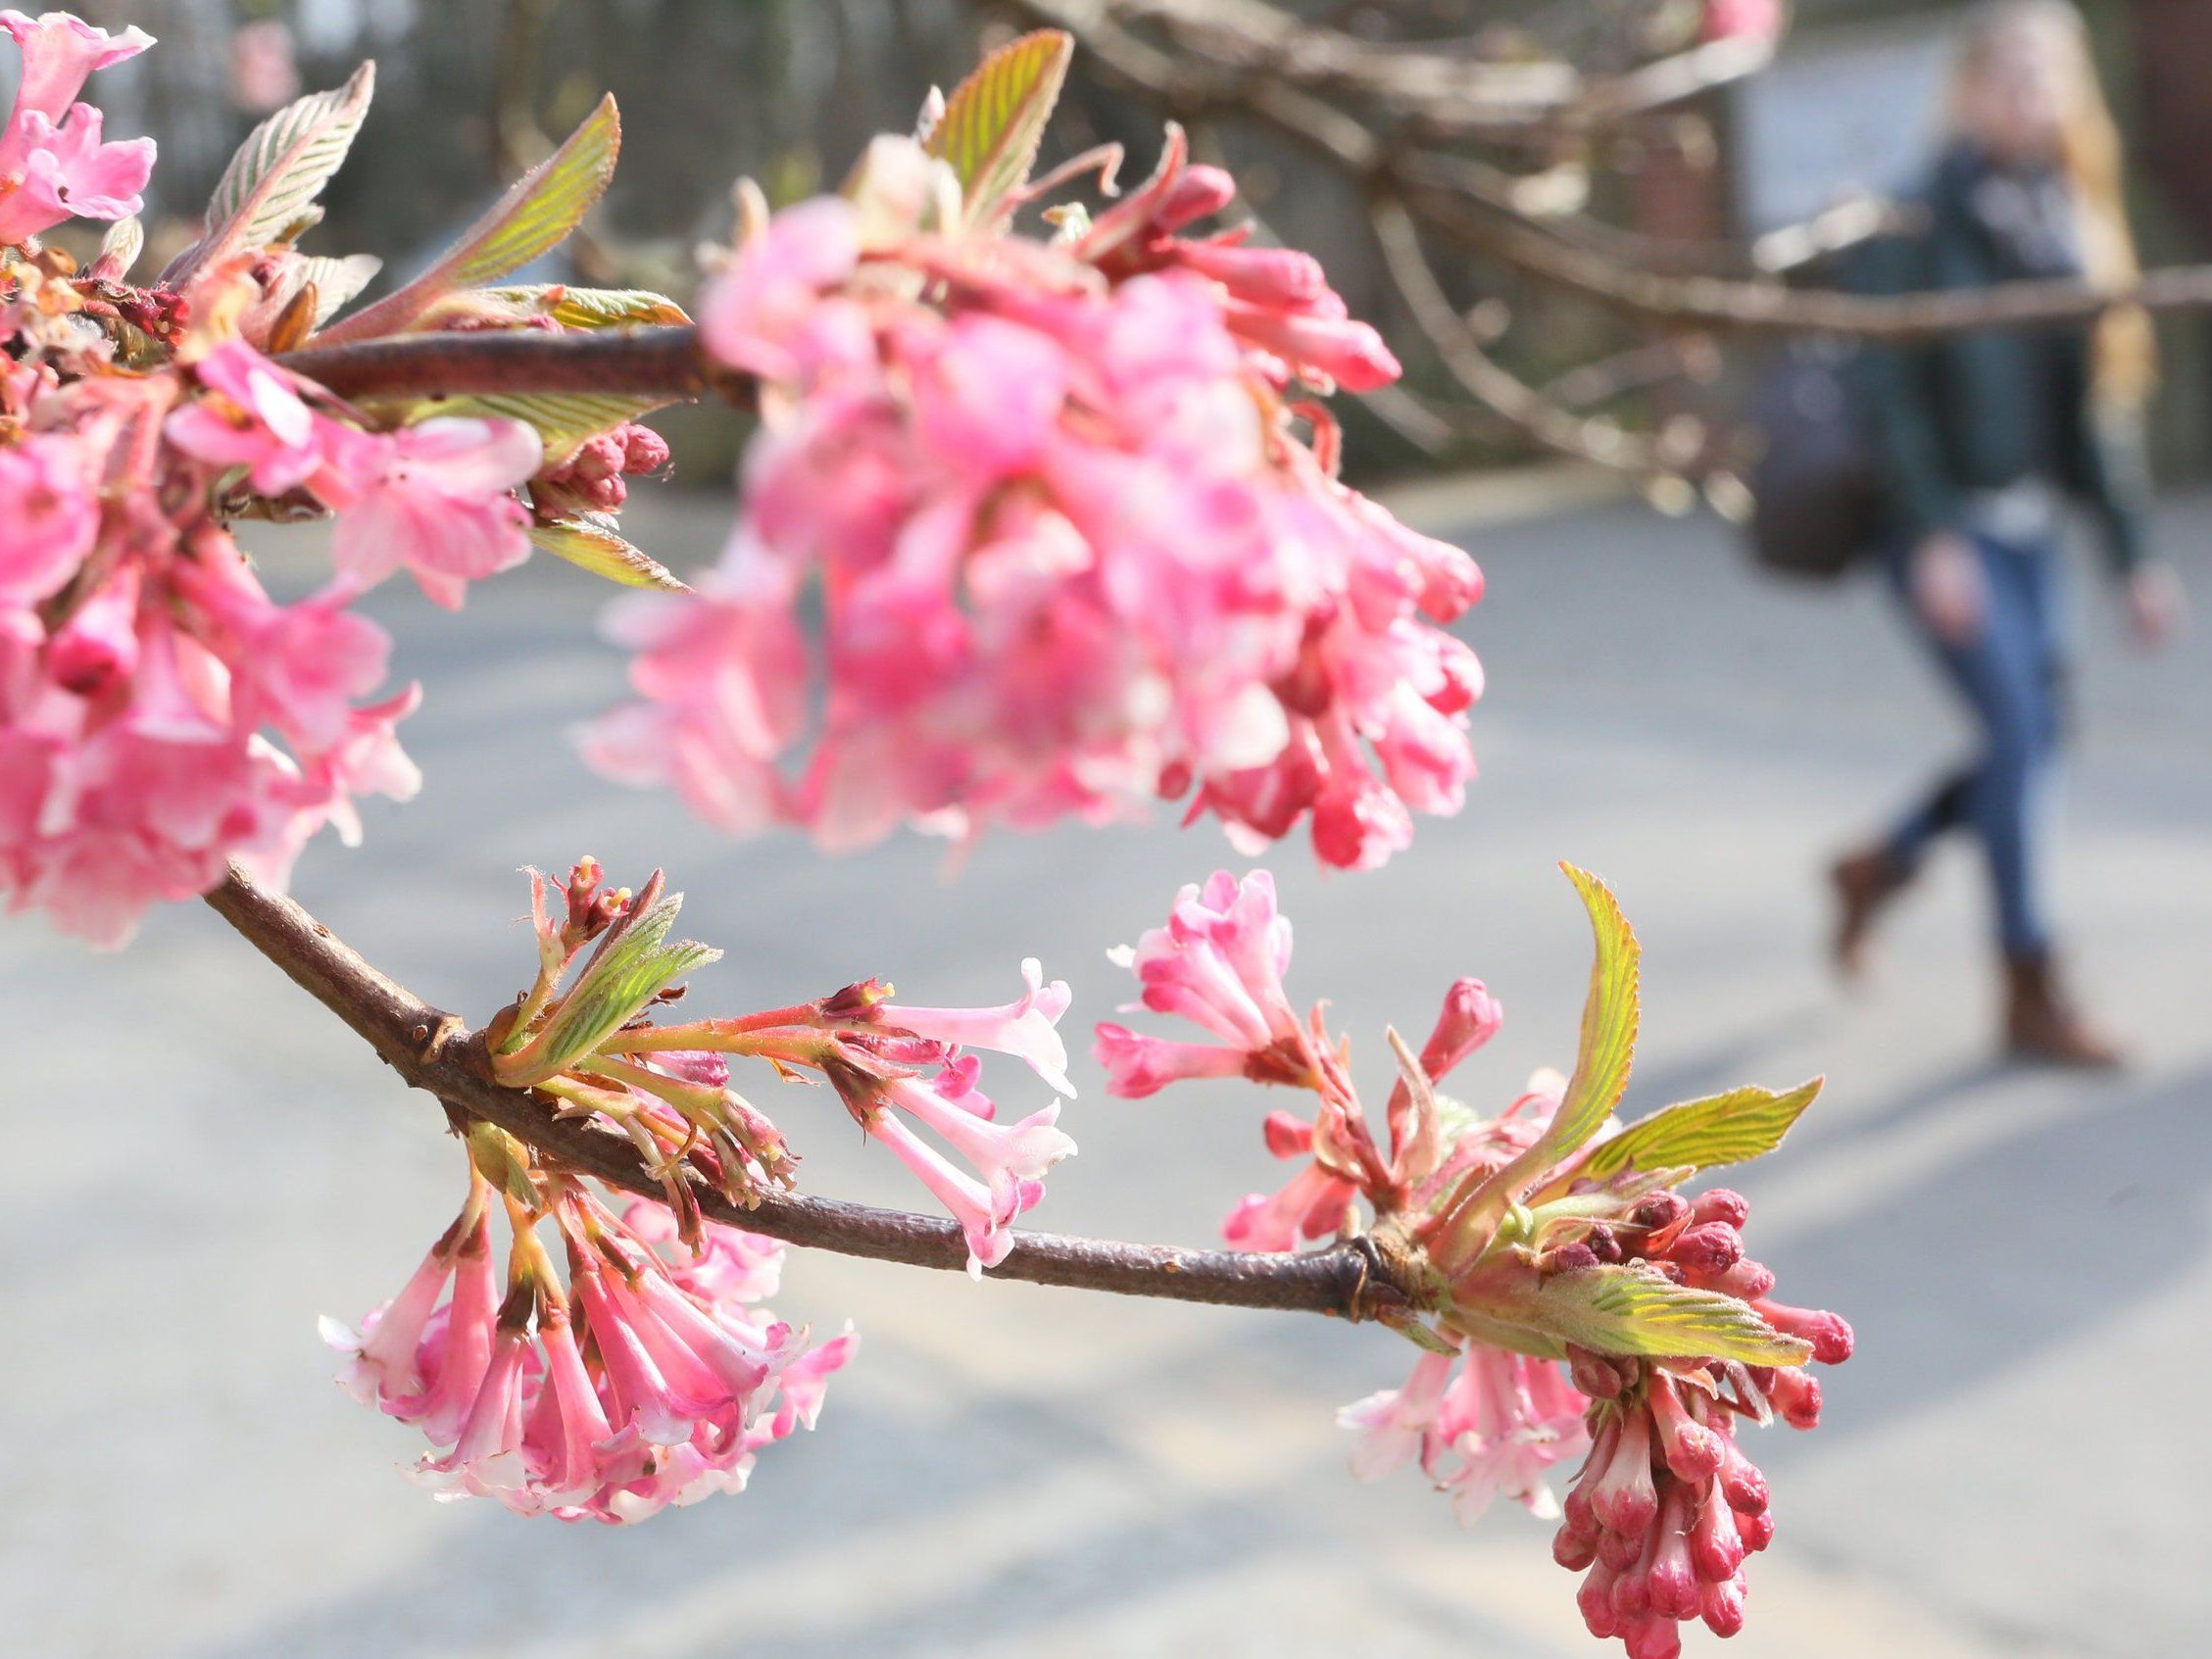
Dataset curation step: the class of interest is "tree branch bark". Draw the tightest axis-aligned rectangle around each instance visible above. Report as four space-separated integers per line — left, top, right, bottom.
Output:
201 865 1409 1319
276 325 733 404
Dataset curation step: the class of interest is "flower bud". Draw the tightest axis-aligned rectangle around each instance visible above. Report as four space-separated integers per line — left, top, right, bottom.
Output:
1667 1222 1744 1276
1591 1408 1658 1538
1769 1366 1822 1430
1577 1562 1622 1639
1699 1575 1748 1638
1753 1299 1855 1365
1691 1487 1745 1583
1690 1188 1749 1228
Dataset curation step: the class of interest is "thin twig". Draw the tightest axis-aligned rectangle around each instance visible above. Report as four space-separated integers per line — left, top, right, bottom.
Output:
201 865 1413 1318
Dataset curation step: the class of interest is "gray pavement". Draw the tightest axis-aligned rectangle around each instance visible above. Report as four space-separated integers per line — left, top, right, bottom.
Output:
4 477 2207 1659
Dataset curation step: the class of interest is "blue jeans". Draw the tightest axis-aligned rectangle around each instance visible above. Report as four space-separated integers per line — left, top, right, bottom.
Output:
1884 529 2068 954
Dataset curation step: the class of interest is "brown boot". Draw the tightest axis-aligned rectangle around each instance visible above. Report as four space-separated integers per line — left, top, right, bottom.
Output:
2003 951 2125 1069
1829 847 1913 980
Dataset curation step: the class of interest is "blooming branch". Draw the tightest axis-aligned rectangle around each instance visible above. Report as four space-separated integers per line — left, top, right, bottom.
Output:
199 859 1403 1317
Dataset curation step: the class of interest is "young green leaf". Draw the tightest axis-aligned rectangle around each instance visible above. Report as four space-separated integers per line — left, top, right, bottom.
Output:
1519 1266 1812 1367
371 387 677 466
1455 865 1641 1211
511 887 719 1082
318 96 621 343
1573 1078 1824 1184
165 63 376 284
530 513 687 592
293 253 383 324
471 286 689 330
926 29 1073 224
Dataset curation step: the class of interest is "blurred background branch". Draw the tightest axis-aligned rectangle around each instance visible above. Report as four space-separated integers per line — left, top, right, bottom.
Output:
64 0 2212 488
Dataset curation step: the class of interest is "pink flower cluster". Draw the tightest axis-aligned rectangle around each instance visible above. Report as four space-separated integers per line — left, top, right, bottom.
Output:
0 327 539 944
1545 1188 1852 1657
325 1173 855 1523
1100 867 1853 1658
585 129 1484 867
1096 869 1503 1246
490 859 1078 1277
1341 1340 1591 1523
0 11 155 247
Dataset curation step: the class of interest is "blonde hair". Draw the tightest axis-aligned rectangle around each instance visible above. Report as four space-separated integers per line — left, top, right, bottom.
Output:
1948 0 2157 407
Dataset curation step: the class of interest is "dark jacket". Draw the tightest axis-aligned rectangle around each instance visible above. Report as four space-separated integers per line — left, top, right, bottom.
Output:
1851 144 2150 574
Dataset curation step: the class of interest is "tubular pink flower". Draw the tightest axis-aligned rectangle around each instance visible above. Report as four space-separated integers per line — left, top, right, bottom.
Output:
863 1105 1022 1277
0 10 154 244
1222 1158 1355 1250
0 433 98 605
1337 1349 1452 1481
323 417 542 610
1093 1022 1248 1097
1118 870 1300 1050
876 955 1076 1096
860 1060 1075 1275
412 1319 534 1504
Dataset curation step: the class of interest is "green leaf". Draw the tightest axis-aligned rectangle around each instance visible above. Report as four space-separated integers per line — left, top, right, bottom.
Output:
166 63 375 284
1576 1078 1824 1184
1477 865 1642 1198
524 889 719 1078
293 253 383 324
1526 1266 1812 1366
384 388 674 466
926 29 1073 224
472 285 689 330
530 513 687 591
319 95 621 343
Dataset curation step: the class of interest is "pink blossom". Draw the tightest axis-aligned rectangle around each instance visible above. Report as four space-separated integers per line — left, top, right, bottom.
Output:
321 417 543 609
329 1185 850 1523
0 11 155 246
1115 870 1300 1052
875 955 1075 1096
858 1057 1076 1276
1338 1350 1451 1480
590 136 1482 868
0 434 98 605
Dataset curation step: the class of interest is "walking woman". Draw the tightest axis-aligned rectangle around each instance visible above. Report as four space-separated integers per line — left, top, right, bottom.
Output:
1832 0 2185 1065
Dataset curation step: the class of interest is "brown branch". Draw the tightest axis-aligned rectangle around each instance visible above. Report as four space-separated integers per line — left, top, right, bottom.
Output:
1010 0 2212 340
201 865 1412 1318
1372 199 1666 474
275 325 733 404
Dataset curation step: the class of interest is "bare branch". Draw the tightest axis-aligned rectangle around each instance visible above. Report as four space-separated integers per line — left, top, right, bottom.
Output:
201 864 1416 1319
1372 199 1662 472
276 324 729 403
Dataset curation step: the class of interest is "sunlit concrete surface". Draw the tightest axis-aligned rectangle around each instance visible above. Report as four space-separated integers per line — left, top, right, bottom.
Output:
4 479 2204 1659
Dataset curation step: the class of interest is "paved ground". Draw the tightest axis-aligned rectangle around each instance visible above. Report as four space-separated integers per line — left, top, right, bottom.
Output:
4 475 2207 1659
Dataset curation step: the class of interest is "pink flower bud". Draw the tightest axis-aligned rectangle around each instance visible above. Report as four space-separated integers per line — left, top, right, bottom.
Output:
1622 1618 1684 1659
1154 163 1238 232
1577 1562 1622 1639
1667 1222 1744 1276
1769 1366 1823 1430
1647 1380 1724 1482
1754 1299 1856 1365
1736 1505 1776 1554
1699 1573 1748 1637
1690 1188 1749 1228
1260 1109 1315 1158
1691 1486 1745 1583
1647 1489 1700 1620
1553 1521 1599 1571
1591 1408 1658 1538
